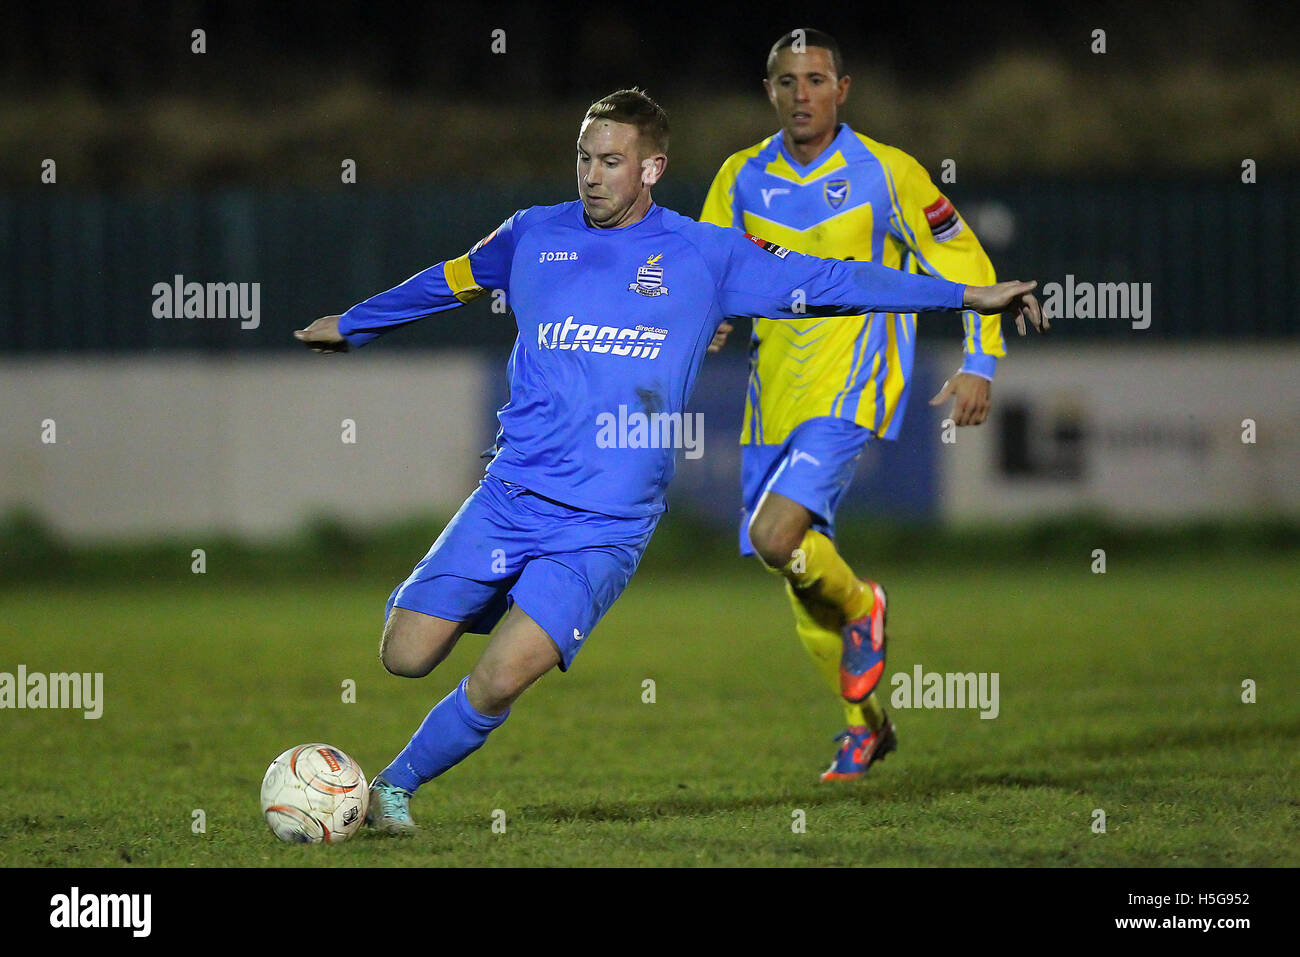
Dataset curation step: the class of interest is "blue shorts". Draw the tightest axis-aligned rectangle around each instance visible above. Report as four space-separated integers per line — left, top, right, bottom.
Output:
385 475 658 671
739 416 874 555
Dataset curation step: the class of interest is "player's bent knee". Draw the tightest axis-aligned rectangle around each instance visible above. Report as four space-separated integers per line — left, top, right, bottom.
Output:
379 609 447 678
754 540 797 571
749 520 804 570
381 651 434 679
379 636 433 678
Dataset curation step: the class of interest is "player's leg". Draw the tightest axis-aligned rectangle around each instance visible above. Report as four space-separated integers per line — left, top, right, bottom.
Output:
746 487 812 570
748 488 873 629
747 420 887 700
747 490 871 710
377 500 654 791
368 481 657 833
748 490 844 687
749 489 886 722
376 474 529 684
465 606 561 715
370 605 560 833
366 477 529 832
742 419 893 779
379 607 468 678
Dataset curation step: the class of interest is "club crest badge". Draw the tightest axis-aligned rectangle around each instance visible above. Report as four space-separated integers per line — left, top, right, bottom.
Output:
824 179 850 210
629 254 669 297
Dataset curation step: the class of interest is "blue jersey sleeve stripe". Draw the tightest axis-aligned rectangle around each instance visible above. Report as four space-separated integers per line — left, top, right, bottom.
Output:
879 159 951 283
962 309 981 355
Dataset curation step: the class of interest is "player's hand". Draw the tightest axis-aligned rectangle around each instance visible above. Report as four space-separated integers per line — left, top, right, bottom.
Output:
294 315 349 353
962 280 1047 335
707 320 734 354
929 371 991 426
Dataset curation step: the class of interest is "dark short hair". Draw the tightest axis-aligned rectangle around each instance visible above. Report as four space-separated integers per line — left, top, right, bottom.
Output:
584 88 670 156
766 28 845 78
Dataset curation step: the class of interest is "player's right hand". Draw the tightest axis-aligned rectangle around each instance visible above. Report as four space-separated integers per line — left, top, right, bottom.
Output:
962 281 1048 335
707 320 734 354
294 315 349 353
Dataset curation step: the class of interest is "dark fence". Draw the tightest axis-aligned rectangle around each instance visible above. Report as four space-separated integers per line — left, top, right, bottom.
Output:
1 177 1295 353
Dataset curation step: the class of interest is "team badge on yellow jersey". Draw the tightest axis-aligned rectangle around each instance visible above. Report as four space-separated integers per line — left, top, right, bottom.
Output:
824 178 850 210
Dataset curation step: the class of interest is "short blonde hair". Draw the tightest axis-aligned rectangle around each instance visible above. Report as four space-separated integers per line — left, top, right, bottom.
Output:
584 88 669 156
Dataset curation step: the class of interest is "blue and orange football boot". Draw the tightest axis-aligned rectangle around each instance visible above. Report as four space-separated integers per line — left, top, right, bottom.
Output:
840 580 887 703
820 716 897 781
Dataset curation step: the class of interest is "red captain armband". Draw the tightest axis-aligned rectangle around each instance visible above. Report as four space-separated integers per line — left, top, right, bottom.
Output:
922 196 964 243
743 233 792 258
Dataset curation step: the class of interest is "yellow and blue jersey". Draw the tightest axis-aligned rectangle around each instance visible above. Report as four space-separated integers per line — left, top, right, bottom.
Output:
701 124 1004 444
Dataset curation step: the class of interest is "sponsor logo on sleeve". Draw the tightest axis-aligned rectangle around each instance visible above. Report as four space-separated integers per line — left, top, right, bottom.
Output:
470 227 499 254
923 196 964 243
743 233 792 258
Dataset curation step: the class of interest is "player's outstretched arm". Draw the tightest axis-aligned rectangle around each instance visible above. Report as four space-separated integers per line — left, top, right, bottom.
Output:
708 279 1043 354
715 231 1037 323
294 315 349 354
961 280 1048 335
299 213 523 352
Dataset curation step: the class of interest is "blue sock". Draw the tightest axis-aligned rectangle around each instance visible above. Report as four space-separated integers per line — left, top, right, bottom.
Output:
380 676 508 793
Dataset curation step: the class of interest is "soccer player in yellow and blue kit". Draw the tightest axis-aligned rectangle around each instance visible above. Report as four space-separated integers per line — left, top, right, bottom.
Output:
701 30 1040 781
296 89 1040 832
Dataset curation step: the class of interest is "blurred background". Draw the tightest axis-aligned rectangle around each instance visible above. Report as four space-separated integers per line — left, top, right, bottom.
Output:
2 0 1298 576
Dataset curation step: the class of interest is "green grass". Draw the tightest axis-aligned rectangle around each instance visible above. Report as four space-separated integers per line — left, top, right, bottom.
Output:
1 553 1296 867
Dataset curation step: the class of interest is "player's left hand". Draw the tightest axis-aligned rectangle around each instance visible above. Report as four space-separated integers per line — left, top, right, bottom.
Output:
962 280 1047 335
929 371 991 426
707 320 734 353
294 315 349 353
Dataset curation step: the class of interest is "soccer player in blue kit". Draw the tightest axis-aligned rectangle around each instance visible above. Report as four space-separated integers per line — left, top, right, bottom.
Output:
294 89 1042 833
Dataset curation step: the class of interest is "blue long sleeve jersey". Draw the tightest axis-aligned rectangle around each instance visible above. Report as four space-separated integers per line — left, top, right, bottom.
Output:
338 201 966 518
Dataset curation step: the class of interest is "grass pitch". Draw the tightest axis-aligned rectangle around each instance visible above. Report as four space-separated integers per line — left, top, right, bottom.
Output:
1 552 1296 867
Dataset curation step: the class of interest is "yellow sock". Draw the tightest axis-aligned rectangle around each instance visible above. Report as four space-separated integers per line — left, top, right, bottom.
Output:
783 578 885 731
860 692 887 730
782 529 873 622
